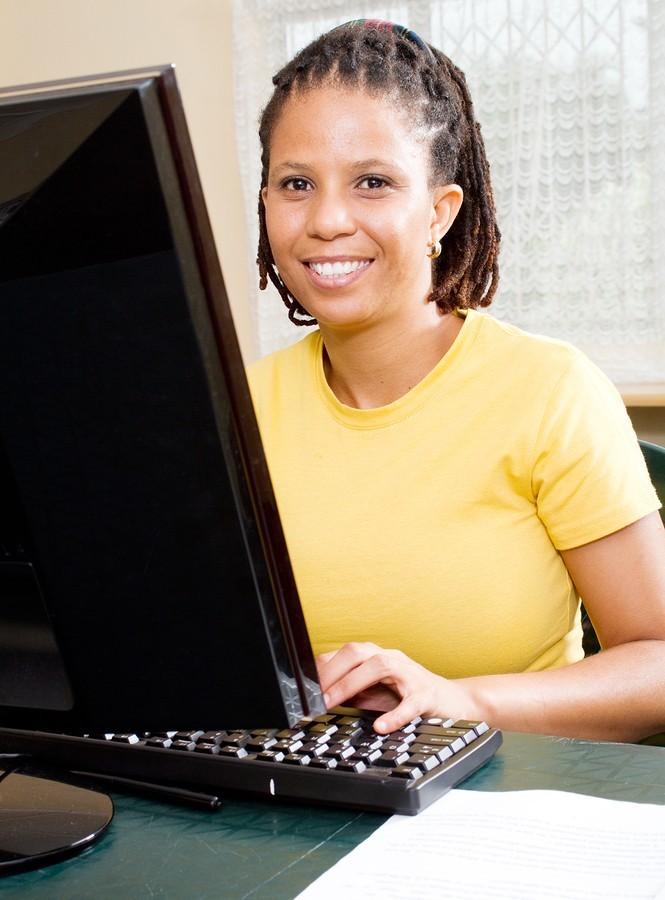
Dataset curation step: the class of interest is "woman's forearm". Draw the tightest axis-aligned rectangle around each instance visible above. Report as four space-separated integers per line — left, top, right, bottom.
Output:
460 640 665 743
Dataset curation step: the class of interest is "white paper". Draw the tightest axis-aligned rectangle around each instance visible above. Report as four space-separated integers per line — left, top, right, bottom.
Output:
296 789 665 899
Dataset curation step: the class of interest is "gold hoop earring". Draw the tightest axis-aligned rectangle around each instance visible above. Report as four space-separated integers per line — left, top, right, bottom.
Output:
427 240 442 260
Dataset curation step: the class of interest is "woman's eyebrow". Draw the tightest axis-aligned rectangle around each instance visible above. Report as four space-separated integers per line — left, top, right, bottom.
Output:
269 161 315 177
351 158 398 169
271 158 402 173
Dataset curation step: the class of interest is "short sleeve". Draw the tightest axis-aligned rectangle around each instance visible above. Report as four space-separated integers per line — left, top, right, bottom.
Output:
531 352 660 550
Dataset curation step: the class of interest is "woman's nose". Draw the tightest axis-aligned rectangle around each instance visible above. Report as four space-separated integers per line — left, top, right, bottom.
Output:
306 188 356 240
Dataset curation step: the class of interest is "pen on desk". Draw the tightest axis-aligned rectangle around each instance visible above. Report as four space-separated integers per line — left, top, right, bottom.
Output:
71 770 223 810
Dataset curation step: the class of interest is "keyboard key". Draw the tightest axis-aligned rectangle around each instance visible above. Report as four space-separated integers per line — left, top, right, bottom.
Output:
336 716 363 727
333 724 363 739
416 723 457 736
453 719 490 736
308 757 337 769
282 753 311 766
146 736 173 749
276 728 305 741
437 727 477 745
405 753 439 772
246 736 277 751
322 744 355 760
170 739 197 751
384 728 416 741
200 731 227 745
413 735 466 754
256 750 285 763
111 733 141 744
300 742 328 757
194 742 220 754
175 730 204 742
379 740 412 753
335 759 367 774
222 733 249 748
391 766 423 780
307 723 338 737
375 750 410 768
218 745 248 759
351 748 382 765
272 738 303 753
353 734 383 751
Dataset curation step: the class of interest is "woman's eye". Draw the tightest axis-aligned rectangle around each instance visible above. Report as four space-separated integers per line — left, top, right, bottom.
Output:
359 175 387 190
283 177 311 191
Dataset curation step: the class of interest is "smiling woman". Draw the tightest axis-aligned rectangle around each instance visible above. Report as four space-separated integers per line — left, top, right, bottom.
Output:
248 20 665 744
256 22 499 330
261 84 463 389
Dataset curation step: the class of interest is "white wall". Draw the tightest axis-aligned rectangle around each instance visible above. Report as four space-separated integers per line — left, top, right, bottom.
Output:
0 0 254 360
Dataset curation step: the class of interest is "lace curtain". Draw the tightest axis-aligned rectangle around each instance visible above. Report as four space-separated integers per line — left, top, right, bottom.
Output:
232 0 665 387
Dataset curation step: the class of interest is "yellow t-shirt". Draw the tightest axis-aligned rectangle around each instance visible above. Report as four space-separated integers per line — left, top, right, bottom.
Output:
248 310 659 677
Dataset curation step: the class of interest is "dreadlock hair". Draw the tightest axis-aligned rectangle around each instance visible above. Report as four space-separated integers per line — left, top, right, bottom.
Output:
257 20 500 326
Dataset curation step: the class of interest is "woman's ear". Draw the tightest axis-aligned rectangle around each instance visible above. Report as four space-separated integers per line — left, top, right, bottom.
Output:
431 183 464 241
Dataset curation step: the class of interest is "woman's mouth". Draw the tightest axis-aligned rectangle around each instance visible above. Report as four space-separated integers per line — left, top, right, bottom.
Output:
307 259 371 278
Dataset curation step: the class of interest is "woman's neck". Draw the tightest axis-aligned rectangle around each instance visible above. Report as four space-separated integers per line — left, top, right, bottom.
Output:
320 310 464 409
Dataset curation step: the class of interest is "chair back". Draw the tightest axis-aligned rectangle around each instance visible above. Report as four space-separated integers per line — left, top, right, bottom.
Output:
639 440 665 522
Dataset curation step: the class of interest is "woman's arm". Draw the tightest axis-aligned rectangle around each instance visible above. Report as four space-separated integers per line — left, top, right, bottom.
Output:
318 511 665 742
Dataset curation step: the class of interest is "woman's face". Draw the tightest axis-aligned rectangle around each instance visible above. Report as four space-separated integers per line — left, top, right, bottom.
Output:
262 84 461 335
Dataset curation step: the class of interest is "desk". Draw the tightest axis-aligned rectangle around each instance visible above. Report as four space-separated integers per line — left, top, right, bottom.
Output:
1 732 663 899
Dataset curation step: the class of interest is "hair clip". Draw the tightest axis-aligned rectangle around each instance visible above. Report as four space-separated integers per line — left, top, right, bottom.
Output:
335 19 436 64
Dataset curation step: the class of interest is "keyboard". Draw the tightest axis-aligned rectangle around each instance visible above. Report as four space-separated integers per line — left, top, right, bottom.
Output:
0 710 502 815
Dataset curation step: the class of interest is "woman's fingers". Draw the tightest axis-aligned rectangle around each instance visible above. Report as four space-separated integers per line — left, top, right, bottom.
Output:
318 643 401 705
316 642 453 732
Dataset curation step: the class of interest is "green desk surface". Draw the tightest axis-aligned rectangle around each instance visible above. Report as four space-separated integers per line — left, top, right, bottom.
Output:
0 732 663 899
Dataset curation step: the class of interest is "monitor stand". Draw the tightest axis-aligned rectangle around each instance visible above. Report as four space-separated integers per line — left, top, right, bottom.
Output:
0 761 113 874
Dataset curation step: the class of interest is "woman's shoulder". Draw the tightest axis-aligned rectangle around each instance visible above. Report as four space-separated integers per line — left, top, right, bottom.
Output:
469 309 582 361
248 331 319 374
470 311 625 412
467 309 604 390
247 331 321 399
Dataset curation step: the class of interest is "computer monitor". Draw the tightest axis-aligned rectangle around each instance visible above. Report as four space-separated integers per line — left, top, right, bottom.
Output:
0 65 325 734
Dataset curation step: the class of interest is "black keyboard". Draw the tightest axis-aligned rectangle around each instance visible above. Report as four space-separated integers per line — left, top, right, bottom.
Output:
0 711 502 815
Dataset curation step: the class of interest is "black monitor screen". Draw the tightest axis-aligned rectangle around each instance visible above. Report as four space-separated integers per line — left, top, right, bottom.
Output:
0 67 324 733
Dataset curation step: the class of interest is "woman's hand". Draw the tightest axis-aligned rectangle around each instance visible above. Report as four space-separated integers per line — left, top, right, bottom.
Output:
316 642 479 734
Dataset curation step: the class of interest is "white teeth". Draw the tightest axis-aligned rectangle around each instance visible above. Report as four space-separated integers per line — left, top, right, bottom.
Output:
309 260 369 277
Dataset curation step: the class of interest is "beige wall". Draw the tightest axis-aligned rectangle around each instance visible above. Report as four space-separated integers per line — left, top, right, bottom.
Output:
0 0 253 360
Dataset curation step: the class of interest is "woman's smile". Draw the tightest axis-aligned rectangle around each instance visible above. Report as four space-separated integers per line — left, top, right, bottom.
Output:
305 257 372 287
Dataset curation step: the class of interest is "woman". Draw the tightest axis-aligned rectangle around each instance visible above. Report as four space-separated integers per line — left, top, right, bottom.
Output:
249 19 665 742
